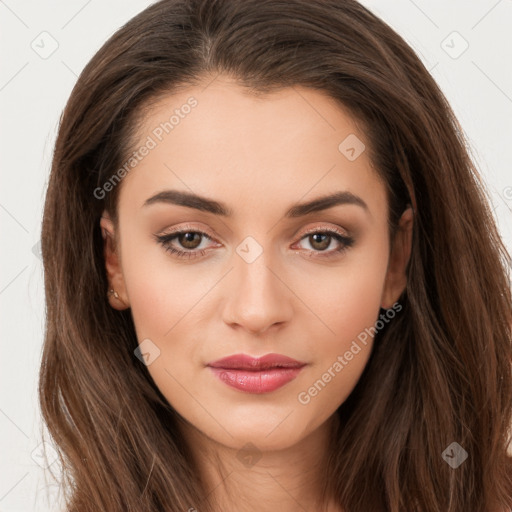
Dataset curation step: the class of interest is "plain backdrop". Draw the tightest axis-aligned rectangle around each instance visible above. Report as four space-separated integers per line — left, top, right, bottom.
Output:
1 1 511 510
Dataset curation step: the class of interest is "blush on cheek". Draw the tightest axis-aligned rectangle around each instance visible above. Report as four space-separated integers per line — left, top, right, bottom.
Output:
318 274 385 344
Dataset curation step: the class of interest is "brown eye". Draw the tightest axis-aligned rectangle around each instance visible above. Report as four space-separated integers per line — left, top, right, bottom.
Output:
177 232 203 250
308 233 331 251
293 228 355 260
154 227 217 260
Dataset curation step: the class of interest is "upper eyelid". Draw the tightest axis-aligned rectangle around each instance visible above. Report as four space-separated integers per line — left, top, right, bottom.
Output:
158 222 350 239
157 224 217 243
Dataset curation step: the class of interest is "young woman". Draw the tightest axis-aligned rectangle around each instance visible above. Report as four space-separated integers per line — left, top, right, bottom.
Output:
39 0 512 510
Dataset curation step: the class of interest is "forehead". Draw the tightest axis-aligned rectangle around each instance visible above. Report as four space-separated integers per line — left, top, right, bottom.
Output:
116 76 387 221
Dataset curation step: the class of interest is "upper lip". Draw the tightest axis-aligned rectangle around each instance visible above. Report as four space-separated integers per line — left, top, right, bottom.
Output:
207 353 307 370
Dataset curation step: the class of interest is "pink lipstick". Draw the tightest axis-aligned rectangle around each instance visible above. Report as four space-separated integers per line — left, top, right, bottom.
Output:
207 353 306 393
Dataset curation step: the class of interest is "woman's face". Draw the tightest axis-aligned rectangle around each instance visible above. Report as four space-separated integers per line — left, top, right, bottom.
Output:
101 75 411 452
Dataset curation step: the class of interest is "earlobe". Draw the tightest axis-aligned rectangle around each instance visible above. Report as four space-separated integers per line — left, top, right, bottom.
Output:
99 211 130 310
380 206 414 309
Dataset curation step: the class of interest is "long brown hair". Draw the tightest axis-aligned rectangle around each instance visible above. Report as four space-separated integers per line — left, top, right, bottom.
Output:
39 0 512 510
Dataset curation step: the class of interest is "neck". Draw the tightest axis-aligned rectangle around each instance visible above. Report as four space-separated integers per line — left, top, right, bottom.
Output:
178 413 343 512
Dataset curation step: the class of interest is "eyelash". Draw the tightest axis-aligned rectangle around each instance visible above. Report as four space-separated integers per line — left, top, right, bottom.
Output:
154 224 354 261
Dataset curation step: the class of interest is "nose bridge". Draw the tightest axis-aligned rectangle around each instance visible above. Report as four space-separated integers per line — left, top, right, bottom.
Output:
223 235 292 333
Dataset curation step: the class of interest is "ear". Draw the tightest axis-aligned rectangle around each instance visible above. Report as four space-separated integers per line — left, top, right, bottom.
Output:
380 206 414 309
100 210 130 310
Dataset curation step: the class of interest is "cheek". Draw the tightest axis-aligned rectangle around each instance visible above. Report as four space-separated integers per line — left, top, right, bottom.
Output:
120 238 208 340
295 231 390 347
120 239 216 400
334 252 388 335
294 234 390 412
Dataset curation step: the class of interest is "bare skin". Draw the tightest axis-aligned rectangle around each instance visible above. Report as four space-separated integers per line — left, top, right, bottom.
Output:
100 74 413 512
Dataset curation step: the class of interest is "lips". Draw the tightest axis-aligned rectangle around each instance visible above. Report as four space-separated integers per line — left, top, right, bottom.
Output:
207 353 307 370
207 353 307 393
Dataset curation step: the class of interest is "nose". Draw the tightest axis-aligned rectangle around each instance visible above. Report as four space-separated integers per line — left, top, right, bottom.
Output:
222 248 293 335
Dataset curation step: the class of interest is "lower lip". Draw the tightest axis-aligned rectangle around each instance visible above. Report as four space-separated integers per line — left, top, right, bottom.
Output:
208 366 304 393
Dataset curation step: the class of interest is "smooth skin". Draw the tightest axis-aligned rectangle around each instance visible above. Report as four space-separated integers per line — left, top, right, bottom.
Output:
100 74 413 512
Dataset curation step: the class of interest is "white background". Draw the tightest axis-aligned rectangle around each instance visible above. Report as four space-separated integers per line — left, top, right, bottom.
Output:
0 1 511 510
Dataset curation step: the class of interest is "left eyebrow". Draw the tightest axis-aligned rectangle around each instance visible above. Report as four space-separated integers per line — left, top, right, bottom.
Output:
142 189 369 217
284 191 369 217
